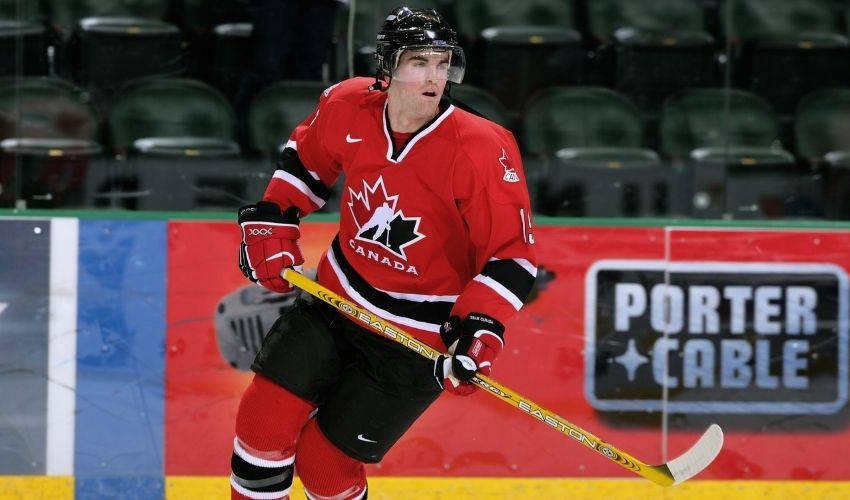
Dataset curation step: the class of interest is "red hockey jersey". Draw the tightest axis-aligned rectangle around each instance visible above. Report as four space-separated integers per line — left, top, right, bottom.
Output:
263 77 538 350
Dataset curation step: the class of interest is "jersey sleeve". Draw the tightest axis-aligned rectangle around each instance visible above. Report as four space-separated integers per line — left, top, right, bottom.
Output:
262 83 344 216
451 128 538 326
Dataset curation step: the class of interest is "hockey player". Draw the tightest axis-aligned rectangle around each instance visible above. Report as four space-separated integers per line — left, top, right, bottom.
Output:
232 6 537 499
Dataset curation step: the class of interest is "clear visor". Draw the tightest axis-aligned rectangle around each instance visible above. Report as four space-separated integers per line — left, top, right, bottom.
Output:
389 45 465 84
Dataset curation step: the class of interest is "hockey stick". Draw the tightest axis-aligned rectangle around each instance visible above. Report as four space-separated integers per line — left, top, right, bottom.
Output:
282 268 723 486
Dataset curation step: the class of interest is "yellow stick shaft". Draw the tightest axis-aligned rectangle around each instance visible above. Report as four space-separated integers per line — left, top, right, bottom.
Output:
282 268 674 486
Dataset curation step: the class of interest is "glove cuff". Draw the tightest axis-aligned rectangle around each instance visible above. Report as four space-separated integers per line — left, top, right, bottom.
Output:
238 201 300 225
465 313 505 342
440 312 505 354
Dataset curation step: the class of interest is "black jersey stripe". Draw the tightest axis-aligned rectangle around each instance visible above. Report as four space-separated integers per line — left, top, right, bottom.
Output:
329 237 454 330
480 258 537 307
276 147 331 202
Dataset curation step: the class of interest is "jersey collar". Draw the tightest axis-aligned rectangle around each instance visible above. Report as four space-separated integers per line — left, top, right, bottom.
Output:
382 100 455 164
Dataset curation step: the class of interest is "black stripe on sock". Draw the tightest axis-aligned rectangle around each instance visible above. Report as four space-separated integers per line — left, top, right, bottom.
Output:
231 451 294 493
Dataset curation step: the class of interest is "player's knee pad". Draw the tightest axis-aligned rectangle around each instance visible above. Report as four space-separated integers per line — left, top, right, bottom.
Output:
231 375 314 499
295 419 367 500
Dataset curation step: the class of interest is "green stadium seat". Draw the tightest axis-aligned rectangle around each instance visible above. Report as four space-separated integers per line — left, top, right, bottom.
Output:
0 77 99 143
659 88 803 217
476 26 583 112
706 147 820 219
453 0 575 42
0 20 48 76
587 0 718 114
521 87 668 216
47 0 171 39
451 1 581 112
722 0 850 115
103 78 243 211
247 80 327 157
522 86 645 157
794 88 850 161
588 0 706 40
537 147 671 217
0 77 101 207
129 135 247 211
449 84 510 128
659 88 784 160
69 17 185 92
108 78 237 155
795 88 850 218
46 0 184 93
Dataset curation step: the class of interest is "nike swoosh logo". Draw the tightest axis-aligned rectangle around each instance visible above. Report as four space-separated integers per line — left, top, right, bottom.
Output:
346 134 363 143
357 434 377 443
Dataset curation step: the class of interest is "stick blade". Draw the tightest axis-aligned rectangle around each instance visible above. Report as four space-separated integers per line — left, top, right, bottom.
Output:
666 424 724 485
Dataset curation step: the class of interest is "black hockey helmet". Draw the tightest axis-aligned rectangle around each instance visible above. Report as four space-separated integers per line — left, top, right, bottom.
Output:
375 6 465 85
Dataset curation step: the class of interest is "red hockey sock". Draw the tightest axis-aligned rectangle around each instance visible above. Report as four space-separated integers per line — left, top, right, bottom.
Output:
231 375 315 499
295 418 367 500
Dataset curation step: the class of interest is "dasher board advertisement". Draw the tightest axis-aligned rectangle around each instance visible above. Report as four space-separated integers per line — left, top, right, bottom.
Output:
586 260 849 414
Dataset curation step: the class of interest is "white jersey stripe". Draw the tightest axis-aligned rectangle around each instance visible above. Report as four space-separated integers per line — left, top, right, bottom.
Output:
513 258 538 277
327 247 442 332
374 287 459 303
272 170 326 208
473 275 524 311
382 101 456 163
395 104 455 162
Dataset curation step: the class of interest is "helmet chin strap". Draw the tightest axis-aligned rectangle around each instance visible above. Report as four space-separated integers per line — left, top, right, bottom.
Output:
372 49 404 92
370 76 389 92
370 53 390 91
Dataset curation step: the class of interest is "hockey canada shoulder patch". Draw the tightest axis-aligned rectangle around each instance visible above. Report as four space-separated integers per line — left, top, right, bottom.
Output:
499 148 520 183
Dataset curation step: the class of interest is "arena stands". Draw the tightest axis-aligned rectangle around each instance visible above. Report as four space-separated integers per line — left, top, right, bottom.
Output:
0 0 848 219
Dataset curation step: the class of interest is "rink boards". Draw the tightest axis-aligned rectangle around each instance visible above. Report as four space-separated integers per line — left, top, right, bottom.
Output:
2 214 850 499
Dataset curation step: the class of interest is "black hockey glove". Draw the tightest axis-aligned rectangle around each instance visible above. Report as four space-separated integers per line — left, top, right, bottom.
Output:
433 313 505 396
238 201 303 293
